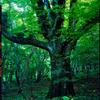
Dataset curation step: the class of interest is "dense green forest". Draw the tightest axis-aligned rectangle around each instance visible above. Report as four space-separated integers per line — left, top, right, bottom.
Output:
1 0 99 100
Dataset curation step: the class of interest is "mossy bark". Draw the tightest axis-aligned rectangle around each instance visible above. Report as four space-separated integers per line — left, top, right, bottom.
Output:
46 42 75 99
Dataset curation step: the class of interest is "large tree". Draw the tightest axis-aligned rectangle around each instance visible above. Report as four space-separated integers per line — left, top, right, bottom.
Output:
2 0 99 99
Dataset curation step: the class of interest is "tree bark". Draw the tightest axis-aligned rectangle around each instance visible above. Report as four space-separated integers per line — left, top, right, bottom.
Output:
15 70 20 85
46 40 76 98
46 54 75 98
15 47 20 85
18 47 37 93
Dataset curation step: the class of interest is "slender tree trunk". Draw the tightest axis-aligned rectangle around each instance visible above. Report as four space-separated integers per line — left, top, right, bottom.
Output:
27 67 29 84
35 49 42 83
9 53 13 82
15 70 20 85
2 49 7 94
82 65 85 72
2 60 5 95
18 38 44 93
15 53 20 85
36 71 41 83
71 66 75 76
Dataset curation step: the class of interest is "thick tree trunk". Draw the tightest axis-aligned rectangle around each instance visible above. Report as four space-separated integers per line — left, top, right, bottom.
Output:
46 51 75 99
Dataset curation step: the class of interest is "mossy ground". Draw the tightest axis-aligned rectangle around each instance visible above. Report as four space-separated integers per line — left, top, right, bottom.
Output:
2 68 99 100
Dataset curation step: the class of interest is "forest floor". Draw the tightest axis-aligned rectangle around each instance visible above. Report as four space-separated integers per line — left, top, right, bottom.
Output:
2 68 99 100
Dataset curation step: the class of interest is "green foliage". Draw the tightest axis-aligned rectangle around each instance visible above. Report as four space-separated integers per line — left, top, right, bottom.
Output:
17 33 24 38
2 0 99 99
50 97 62 100
28 34 34 39
2 11 10 33
62 96 69 100
71 23 99 65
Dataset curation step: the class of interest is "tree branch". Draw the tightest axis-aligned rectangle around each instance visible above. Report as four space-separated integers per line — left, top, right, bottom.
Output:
48 0 65 38
2 32 49 51
31 0 51 40
43 0 53 22
66 14 99 51
52 0 56 6
77 16 99 32
72 16 99 41
68 0 77 32
70 0 77 8
58 0 65 7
